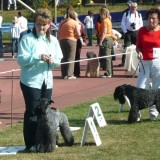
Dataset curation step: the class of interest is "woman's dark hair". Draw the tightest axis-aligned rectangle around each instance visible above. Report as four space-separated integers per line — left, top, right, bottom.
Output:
88 10 93 16
32 8 52 42
146 8 160 20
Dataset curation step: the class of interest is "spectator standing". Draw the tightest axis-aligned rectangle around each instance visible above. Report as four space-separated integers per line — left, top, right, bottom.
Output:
119 2 143 66
10 16 20 58
74 12 86 77
0 13 3 58
122 0 132 14
17 11 28 41
99 8 113 78
95 15 101 45
58 8 81 79
17 8 63 151
136 8 160 121
8 0 17 10
84 10 94 46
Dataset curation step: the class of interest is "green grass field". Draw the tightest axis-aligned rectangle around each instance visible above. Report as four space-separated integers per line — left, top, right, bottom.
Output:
0 94 160 160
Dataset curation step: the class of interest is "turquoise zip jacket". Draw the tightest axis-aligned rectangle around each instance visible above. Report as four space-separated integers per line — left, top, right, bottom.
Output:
17 32 63 89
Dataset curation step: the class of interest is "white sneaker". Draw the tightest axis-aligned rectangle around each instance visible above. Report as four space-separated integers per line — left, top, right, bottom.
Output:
100 73 112 78
67 76 76 80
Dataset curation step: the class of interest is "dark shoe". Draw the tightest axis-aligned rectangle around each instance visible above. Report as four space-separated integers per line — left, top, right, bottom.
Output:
100 72 112 78
74 74 81 77
23 146 36 152
118 63 124 67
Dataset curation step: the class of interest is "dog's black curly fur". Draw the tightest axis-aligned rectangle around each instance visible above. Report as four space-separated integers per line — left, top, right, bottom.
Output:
35 98 74 153
114 84 160 123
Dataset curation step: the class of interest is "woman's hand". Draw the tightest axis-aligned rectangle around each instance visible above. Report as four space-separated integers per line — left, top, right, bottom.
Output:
137 52 143 60
41 54 54 64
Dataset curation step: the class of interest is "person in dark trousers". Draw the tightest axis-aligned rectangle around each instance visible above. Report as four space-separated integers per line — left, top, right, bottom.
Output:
74 12 86 77
17 8 63 151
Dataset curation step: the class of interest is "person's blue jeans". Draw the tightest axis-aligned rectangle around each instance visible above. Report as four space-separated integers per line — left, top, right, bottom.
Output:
87 28 93 46
20 81 52 148
11 38 19 56
0 29 3 57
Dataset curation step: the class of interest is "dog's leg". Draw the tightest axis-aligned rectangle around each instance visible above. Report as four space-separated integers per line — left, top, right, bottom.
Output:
36 130 45 153
128 108 140 123
59 113 74 146
124 95 131 108
45 132 57 152
119 104 123 112
85 63 90 77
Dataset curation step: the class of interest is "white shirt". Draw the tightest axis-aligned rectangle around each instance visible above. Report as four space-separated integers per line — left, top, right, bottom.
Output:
84 15 94 29
121 11 143 33
0 16 3 28
10 23 21 38
18 16 28 33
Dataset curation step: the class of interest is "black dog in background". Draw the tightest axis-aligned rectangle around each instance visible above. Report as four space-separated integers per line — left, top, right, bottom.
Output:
114 84 160 123
35 98 74 153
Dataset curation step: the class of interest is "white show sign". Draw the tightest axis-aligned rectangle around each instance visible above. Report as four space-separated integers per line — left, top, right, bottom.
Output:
88 103 107 127
81 117 101 146
81 103 107 146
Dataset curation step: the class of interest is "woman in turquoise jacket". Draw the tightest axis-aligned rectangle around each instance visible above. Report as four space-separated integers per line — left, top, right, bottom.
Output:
17 8 63 151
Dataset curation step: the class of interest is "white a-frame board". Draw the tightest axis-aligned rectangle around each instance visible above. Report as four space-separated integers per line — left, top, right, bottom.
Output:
81 103 107 146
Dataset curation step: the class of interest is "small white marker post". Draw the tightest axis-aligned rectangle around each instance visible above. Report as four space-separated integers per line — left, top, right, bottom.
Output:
81 103 107 146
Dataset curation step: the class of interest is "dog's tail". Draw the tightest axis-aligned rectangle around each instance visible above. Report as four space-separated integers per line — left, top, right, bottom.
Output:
59 113 74 146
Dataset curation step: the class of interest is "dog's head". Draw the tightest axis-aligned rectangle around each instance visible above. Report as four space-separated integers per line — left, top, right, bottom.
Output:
35 98 55 115
86 52 97 59
114 85 127 104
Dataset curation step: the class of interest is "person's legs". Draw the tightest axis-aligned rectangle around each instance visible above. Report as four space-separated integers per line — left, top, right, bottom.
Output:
20 82 52 149
67 40 77 77
12 38 16 57
119 32 131 66
136 61 151 121
131 31 138 45
0 30 3 58
149 59 160 120
87 29 92 46
105 39 113 76
7 0 11 10
100 38 113 77
99 46 106 70
15 38 19 54
60 39 77 78
60 39 68 78
136 60 151 89
13 0 17 10
74 46 81 76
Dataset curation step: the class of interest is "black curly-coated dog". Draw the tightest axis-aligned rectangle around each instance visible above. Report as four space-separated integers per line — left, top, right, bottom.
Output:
114 84 160 123
35 98 74 153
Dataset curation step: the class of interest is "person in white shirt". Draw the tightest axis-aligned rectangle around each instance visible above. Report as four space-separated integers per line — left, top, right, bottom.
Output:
17 11 28 40
10 16 20 58
119 2 143 66
8 0 17 10
0 13 3 58
84 10 94 46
